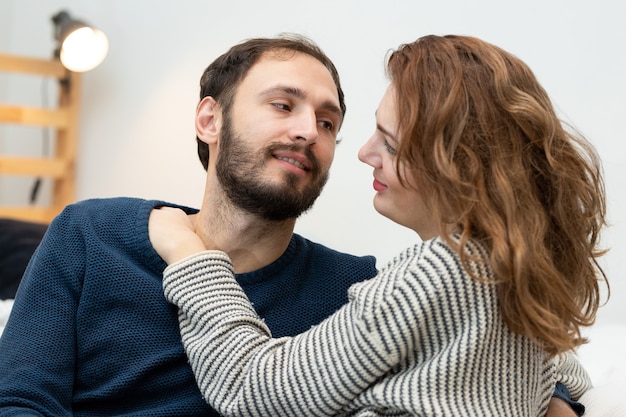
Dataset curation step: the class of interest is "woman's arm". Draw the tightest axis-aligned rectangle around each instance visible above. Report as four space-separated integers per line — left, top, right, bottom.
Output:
149 207 404 416
163 251 400 417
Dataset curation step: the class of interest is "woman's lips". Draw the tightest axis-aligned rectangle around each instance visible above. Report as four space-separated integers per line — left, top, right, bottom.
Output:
373 179 387 191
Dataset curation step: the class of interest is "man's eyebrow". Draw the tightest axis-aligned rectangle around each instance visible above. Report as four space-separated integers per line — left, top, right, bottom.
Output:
262 85 343 120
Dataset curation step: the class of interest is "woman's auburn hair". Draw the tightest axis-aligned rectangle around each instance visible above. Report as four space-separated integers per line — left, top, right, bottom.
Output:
387 34 609 356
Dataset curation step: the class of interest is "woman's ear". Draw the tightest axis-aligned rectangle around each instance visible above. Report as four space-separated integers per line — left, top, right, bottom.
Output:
196 97 222 145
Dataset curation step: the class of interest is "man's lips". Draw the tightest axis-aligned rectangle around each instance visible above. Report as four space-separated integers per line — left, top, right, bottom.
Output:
271 148 314 175
275 155 308 171
373 179 387 191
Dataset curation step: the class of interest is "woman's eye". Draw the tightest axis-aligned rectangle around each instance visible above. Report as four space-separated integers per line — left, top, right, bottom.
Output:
383 139 397 155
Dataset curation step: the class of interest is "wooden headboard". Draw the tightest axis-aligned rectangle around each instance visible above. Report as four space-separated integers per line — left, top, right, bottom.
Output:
0 53 81 224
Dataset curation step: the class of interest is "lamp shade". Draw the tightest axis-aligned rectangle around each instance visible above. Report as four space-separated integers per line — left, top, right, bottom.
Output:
52 10 109 72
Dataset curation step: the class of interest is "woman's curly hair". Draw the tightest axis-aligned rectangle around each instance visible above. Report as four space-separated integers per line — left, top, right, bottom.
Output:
387 34 608 355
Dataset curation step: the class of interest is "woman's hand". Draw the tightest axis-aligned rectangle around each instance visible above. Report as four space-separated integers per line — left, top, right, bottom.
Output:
149 207 207 265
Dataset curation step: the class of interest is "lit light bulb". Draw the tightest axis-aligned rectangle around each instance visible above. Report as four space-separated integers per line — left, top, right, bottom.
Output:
59 27 109 72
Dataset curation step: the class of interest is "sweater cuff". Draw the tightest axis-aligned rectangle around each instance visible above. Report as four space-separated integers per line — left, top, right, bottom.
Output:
163 250 232 275
162 250 233 305
553 382 585 416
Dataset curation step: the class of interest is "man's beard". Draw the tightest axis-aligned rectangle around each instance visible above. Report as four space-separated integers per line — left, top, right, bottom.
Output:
215 114 329 221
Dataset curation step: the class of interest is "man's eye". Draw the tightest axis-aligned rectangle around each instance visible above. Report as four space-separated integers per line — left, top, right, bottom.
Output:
272 103 291 111
319 120 334 131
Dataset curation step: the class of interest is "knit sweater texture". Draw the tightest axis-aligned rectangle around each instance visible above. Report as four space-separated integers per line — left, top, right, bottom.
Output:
164 239 592 417
0 197 378 417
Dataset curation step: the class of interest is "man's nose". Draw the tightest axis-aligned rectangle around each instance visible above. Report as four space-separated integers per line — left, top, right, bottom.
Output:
291 110 319 144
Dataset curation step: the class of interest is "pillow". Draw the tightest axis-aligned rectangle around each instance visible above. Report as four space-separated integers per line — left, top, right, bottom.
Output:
0 218 47 299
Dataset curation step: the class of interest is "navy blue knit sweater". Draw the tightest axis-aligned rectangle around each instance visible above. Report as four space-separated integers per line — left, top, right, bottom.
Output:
0 197 378 416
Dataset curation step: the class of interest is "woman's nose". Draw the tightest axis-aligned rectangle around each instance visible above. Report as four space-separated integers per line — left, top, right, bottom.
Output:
358 134 379 166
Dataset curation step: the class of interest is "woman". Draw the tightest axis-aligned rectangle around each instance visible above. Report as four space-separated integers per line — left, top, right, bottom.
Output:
150 35 606 416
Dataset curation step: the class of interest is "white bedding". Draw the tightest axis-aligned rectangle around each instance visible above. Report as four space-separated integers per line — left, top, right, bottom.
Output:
577 324 626 417
0 299 13 337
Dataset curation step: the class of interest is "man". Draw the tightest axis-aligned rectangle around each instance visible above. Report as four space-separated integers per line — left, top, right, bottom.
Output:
0 34 581 416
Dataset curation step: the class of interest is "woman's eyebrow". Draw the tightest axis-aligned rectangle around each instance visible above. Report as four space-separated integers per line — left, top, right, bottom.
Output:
375 111 398 144
377 124 397 140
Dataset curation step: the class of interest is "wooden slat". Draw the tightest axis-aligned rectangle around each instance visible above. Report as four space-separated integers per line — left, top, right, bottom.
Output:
0 104 70 128
0 156 68 177
0 53 66 78
0 206 56 224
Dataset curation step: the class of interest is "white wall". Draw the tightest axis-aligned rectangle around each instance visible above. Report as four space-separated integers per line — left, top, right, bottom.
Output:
2 0 625 328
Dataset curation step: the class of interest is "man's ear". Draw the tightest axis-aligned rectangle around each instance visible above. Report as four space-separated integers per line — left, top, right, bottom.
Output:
196 97 222 145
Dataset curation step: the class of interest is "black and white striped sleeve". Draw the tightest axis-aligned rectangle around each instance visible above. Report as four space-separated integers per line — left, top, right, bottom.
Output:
163 250 405 417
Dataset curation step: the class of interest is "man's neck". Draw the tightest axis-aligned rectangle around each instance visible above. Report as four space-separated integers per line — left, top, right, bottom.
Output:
191 197 296 274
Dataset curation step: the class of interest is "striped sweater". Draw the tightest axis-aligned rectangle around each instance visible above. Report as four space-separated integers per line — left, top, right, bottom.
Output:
163 237 591 417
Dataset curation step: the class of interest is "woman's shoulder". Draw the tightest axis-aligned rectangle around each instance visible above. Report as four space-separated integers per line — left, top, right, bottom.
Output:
418 236 489 268
369 236 491 294
379 237 461 271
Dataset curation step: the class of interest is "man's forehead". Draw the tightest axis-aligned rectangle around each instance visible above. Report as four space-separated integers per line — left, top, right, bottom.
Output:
261 48 301 61
248 51 319 74
239 52 340 103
